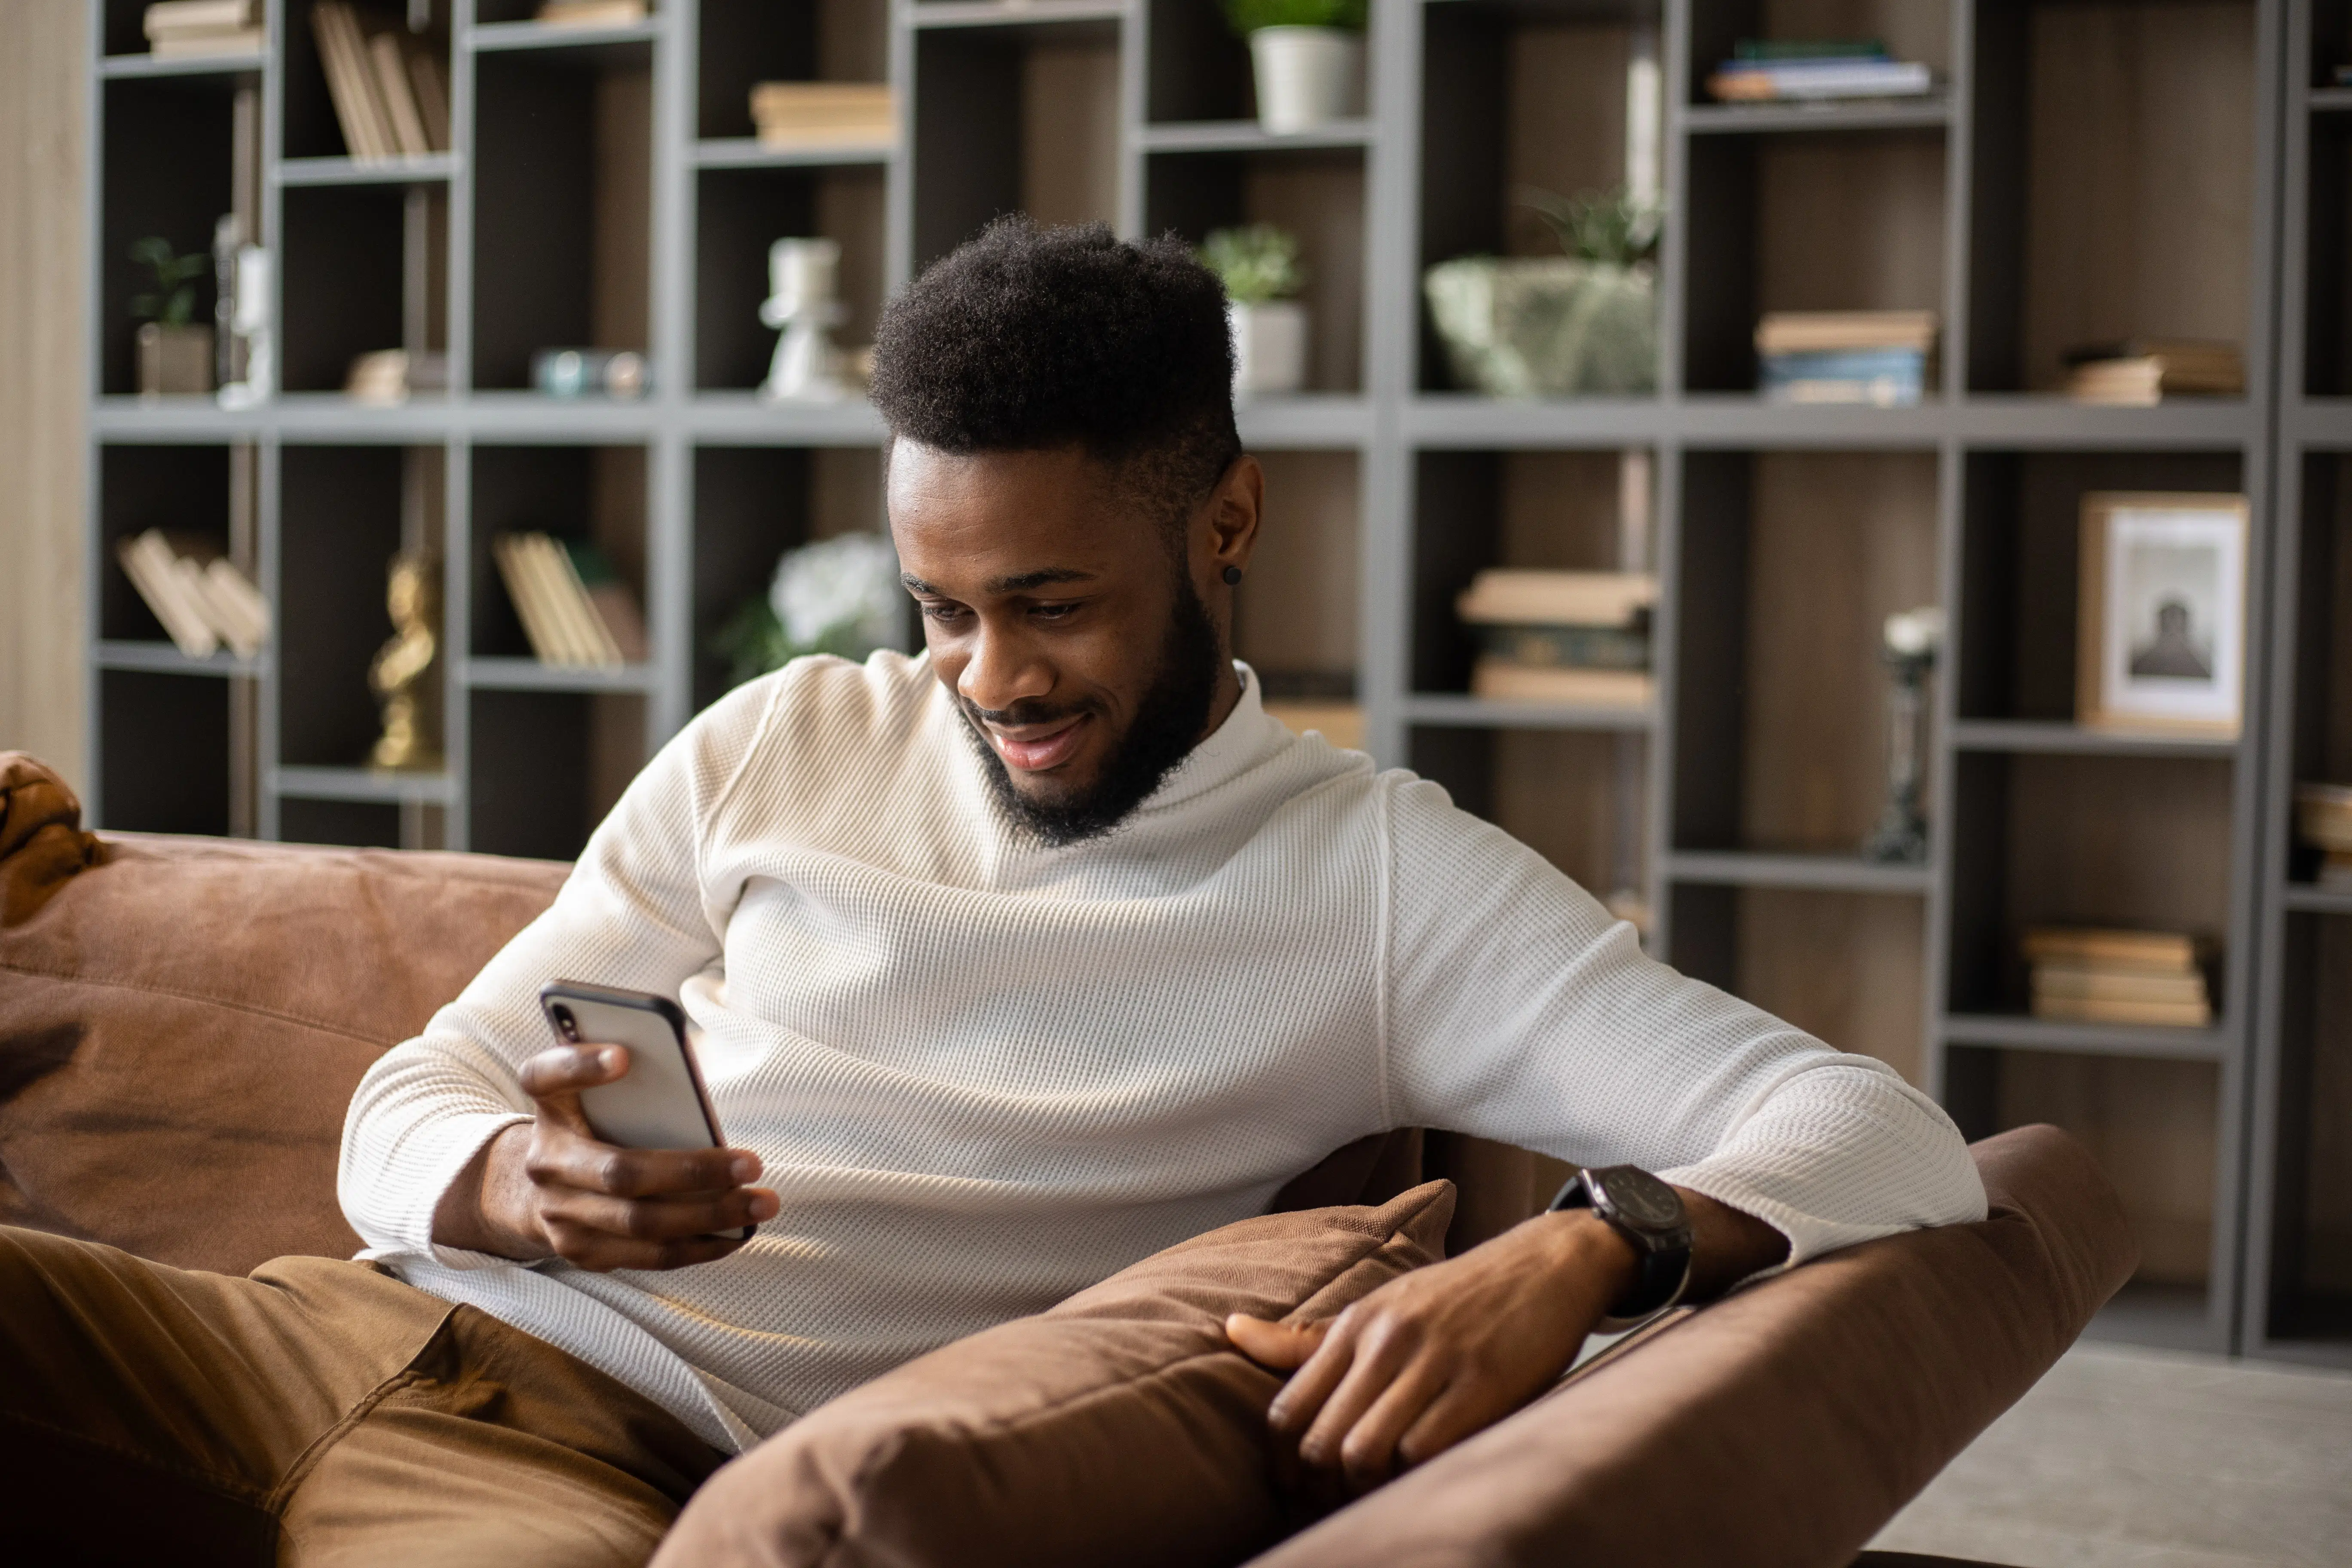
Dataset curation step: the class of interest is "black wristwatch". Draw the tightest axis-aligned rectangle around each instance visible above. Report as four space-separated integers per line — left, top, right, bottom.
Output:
1550 1165 1694 1323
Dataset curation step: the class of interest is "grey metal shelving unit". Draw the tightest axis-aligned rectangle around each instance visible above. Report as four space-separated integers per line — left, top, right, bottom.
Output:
85 0 2332 1358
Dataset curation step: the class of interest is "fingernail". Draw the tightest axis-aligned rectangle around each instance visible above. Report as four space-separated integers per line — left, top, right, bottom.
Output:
730 1154 760 1183
600 1047 624 1072
748 1191 779 1221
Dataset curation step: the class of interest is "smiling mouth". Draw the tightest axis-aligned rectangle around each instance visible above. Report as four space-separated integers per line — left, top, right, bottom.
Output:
983 713 1090 773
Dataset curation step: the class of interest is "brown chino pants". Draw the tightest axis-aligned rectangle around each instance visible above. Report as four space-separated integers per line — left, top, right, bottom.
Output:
0 1224 727 1567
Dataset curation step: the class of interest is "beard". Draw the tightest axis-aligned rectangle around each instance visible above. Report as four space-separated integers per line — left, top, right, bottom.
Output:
958 572 1225 848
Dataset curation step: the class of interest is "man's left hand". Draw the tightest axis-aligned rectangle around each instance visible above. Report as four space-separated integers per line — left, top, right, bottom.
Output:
1225 1208 1637 1494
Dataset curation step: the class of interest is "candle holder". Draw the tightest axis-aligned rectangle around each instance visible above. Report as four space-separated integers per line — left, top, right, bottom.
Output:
759 237 847 403
1861 606 1944 865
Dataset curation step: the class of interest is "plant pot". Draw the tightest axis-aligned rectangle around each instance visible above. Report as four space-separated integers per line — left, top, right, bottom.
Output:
1249 27 1363 133
1228 299 1308 396
136 322 214 397
1423 257 1658 397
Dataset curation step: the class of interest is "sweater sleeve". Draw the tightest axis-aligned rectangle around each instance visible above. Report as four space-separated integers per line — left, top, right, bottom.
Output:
1381 774 1985 1267
337 675 783 1268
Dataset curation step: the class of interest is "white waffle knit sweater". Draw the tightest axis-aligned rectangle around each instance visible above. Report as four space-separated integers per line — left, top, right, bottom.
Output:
340 652 1985 1452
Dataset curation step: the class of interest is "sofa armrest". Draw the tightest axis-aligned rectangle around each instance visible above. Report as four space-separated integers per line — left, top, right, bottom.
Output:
1244 1124 2137 1568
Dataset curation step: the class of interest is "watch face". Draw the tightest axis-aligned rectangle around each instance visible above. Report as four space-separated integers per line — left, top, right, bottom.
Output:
1596 1167 1683 1231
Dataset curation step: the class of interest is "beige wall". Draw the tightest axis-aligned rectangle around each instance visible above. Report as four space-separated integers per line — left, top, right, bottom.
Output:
0 2 88 787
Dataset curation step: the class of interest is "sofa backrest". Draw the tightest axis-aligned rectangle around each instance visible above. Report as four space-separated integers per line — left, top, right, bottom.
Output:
0 752 568 1272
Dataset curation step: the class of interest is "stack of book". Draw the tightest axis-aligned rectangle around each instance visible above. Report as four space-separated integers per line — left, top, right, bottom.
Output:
310 2 450 162
537 0 649 25
493 533 649 668
116 530 270 660
2295 782 2352 889
144 0 263 57
1455 570 1655 708
2023 927 2213 1029
751 83 897 150
1757 311 1936 406
345 349 449 406
2062 339 2244 404
1706 39 1932 102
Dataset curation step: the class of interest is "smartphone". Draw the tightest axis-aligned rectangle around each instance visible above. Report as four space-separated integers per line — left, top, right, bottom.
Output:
536 980 749 1241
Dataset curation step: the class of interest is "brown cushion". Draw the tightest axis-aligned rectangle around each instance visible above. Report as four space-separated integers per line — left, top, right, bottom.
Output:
651 1179 1458 1568
0 752 567 1273
1244 1124 2138 1568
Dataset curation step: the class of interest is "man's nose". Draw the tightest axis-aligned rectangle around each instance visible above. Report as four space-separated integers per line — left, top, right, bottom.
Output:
957 623 1056 716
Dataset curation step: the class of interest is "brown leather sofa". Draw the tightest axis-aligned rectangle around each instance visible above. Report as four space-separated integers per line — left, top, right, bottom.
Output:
0 753 2136 1566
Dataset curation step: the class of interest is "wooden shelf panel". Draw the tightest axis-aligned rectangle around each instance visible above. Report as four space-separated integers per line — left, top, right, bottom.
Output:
465 658 662 693
2309 87 2352 114
1138 119 1374 153
1949 720 2242 760
95 640 262 679
276 155 459 186
467 20 662 55
2283 885 2352 916
1941 1013 2228 1063
1677 98 1951 137
909 0 1124 33
99 51 265 80
1236 395 1372 448
269 766 457 805
690 138 894 170
1400 694 1654 733
1665 851 1931 895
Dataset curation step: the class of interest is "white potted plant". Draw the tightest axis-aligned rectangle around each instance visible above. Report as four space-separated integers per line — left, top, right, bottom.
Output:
1424 186 1662 397
1224 0 1366 133
1198 224 1308 397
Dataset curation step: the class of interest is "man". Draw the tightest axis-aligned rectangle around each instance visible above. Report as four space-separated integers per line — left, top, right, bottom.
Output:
1 219 1983 1561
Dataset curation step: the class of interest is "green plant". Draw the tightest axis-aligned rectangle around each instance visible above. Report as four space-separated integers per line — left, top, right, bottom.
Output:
128 236 207 327
1221 0 1365 37
1518 186 1663 269
1195 224 1306 305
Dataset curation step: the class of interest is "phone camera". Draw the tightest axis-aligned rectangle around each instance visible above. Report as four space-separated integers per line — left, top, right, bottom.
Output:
550 1004 579 1041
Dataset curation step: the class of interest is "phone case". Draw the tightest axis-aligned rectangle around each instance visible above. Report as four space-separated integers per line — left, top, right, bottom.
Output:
537 981 748 1242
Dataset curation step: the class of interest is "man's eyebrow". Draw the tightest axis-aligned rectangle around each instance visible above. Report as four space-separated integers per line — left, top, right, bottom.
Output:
899 568 1098 596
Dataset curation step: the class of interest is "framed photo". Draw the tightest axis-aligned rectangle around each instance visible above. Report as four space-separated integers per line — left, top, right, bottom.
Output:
2076 492 2249 738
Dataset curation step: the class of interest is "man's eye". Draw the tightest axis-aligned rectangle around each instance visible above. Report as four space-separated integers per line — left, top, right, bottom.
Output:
1029 602 1080 621
921 603 968 624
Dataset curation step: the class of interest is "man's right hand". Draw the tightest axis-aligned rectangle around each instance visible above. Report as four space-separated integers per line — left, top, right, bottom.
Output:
430 1044 779 1271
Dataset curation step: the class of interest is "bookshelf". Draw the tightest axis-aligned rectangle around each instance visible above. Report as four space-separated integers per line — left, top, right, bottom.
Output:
81 0 2317 1357
2245 0 2352 1369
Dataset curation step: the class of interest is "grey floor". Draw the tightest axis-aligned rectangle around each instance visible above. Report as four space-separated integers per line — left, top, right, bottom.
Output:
1868 1341 2352 1568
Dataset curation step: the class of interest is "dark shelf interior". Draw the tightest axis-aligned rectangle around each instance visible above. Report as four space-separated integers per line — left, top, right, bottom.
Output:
1233 449 1361 696
279 445 406 769
98 74 235 397
1946 749 2236 1016
1956 449 2247 724
1145 0 1256 124
472 43 652 390
1674 449 1937 855
470 444 649 660
2259 909 2352 1344
469 688 644 861
98 444 231 643
698 0 888 141
101 669 230 835
279 797 404 849
281 184 419 393
695 163 886 389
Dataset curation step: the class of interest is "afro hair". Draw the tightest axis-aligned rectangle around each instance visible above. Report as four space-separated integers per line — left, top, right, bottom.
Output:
868 217 1241 527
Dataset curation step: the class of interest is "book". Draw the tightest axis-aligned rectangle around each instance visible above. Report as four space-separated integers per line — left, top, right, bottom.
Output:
407 48 451 150
750 82 897 149
2030 994 2213 1029
2020 926 2204 974
2031 963 2209 1008
1732 38 1887 63
116 530 269 659
146 0 260 31
312 2 395 161
370 31 432 156
1755 310 1938 355
152 28 266 56
492 532 645 668
1470 661 1654 708
2320 851 2352 891
1759 346 1927 407
2063 339 2243 404
345 348 448 405
1471 624 1650 673
1263 701 1365 752
1707 58 1932 102
1455 570 1656 629
537 0 649 25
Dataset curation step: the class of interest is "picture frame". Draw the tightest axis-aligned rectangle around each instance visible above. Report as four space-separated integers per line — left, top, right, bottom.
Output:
2076 492 2250 738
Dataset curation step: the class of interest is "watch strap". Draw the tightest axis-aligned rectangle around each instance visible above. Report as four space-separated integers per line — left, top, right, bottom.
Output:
1551 1167 1695 1322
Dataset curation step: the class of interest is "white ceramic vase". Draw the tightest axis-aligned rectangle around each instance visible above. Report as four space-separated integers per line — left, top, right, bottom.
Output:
1228 299 1308 396
1249 27 1363 133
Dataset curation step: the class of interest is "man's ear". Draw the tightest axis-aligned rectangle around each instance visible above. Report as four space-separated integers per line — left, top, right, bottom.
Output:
1204 454 1264 583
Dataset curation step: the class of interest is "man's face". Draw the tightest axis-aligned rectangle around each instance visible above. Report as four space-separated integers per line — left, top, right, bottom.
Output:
888 441 1255 844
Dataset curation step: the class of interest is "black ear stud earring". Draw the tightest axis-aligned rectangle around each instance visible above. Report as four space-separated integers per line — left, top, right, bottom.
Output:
1222 565 1243 585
